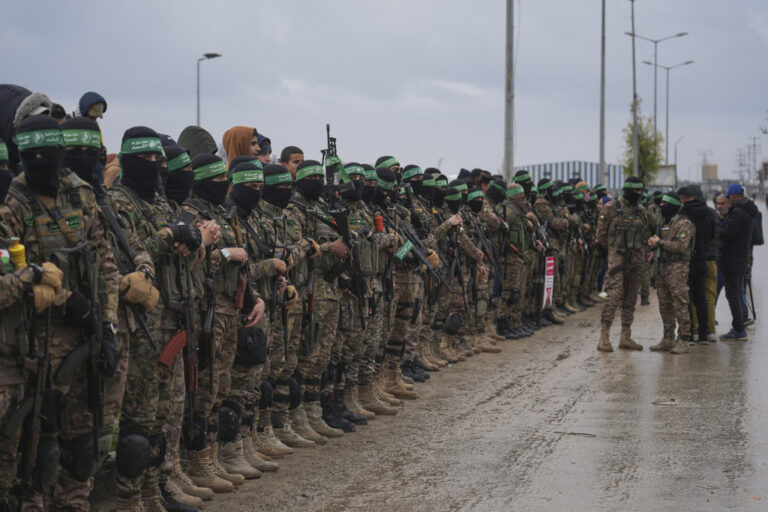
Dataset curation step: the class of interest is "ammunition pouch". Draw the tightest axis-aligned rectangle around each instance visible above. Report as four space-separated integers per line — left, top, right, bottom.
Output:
443 313 463 335
218 400 241 443
55 343 90 386
59 429 111 482
234 327 267 367
32 436 60 493
116 429 151 478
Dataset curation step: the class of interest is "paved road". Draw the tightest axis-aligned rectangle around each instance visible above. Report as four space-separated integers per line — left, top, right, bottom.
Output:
162 209 766 512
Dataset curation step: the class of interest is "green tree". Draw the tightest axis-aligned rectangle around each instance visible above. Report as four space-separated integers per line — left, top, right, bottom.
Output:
621 98 664 184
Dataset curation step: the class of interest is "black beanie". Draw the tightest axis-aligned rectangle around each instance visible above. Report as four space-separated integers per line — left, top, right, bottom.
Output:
424 167 440 176
263 163 287 178
122 126 160 144
229 154 258 172
376 166 396 184
375 155 396 167
191 152 222 171
17 114 61 138
61 116 99 133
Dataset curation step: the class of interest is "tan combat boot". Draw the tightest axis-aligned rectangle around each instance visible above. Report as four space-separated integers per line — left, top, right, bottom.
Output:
358 385 398 415
219 439 263 479
374 374 401 406
597 324 613 352
140 485 165 512
385 367 419 399
475 335 502 353
182 447 233 493
163 477 204 508
670 338 690 354
115 497 143 512
289 405 328 445
345 387 376 420
417 344 440 370
242 428 280 471
618 326 643 350
650 338 675 352
428 340 449 366
305 401 345 438
211 443 245 486
274 423 315 448
395 367 415 391
565 300 580 313
171 455 213 501
439 340 460 363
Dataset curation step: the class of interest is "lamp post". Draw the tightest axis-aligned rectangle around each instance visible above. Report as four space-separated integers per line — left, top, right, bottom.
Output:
197 53 221 126
625 31 687 141
643 60 693 163
674 136 684 187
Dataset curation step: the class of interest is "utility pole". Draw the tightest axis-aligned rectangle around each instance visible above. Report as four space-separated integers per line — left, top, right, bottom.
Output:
599 0 607 186
503 0 515 181
630 0 639 179
749 136 761 191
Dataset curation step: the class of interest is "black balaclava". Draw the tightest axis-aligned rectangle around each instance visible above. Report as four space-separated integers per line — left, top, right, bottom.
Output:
229 162 263 214
486 180 506 205
374 167 396 206
262 164 293 208
361 164 376 203
17 115 64 197
420 176 436 204
120 126 163 202
445 187 461 214
164 146 194 204
402 165 423 196
537 178 553 200
191 153 229 206
514 170 533 195
622 176 644 205
660 193 681 221
61 118 101 186
295 160 324 202
574 193 585 210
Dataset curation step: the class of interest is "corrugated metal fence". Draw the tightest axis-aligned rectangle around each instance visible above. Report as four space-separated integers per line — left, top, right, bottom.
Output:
517 161 624 190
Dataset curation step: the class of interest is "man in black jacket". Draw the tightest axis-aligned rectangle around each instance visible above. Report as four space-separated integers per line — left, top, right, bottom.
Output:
718 184 757 341
679 186 716 344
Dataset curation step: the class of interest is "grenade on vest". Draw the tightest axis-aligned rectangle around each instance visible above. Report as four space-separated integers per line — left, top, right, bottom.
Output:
9 237 26 269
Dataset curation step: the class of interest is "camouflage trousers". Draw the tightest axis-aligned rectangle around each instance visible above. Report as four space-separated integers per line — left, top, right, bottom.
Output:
641 259 652 300
230 316 268 429
0 384 24 501
523 249 539 316
340 293 369 390
358 291 386 387
403 277 425 361
297 297 339 400
582 251 602 296
161 355 185 475
657 261 691 339
498 255 526 325
601 250 646 327
268 306 301 426
556 250 568 305
383 271 418 370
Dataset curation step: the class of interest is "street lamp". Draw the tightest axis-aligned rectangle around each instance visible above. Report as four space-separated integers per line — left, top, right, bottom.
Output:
674 136 684 187
625 31 687 141
197 53 221 126
643 60 694 164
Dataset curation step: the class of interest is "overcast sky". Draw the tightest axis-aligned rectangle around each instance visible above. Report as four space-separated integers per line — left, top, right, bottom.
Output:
3 0 767 183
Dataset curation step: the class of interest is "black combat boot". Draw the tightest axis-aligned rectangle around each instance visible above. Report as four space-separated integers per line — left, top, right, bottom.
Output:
321 393 356 432
543 308 564 325
160 482 200 512
413 356 433 373
334 390 368 425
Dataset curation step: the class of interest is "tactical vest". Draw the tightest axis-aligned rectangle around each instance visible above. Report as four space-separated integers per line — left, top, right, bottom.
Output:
242 208 278 302
608 200 647 251
348 203 377 278
0 236 30 384
660 214 692 263
288 197 339 277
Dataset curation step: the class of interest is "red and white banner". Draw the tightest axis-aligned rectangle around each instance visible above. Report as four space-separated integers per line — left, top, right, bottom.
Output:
542 256 555 309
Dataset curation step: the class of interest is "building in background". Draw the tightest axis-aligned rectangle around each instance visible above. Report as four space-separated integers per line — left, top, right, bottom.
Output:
519 161 624 190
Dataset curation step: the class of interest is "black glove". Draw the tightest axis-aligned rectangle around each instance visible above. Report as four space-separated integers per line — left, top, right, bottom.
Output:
100 324 118 378
168 221 202 251
64 291 92 330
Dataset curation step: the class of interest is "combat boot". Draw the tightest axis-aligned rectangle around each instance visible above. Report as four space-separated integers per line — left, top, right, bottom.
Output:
321 394 356 432
210 443 244 486
384 367 419 399
589 291 605 302
181 447 233 493
242 428 280 471
274 423 316 448
565 299 581 313
172 455 213 501
597 324 613 352
438 339 459 363
305 401 345 438
475 335 502 353
264 425 296 454
650 338 675 352
140 483 167 512
219 439 263 479
618 326 643 351
116 497 143 512
543 308 564 325
334 390 368 425
289 405 329 445
345 387 376 420
670 337 690 354
426 340 448 366
374 374 401 406
485 315 507 342
358 385 398 415
161 478 203 509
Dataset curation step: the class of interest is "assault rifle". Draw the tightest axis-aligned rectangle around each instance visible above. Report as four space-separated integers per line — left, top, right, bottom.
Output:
200 247 216 394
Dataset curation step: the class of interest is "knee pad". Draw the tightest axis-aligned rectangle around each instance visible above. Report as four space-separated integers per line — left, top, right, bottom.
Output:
149 433 166 468
443 313 463 335
183 416 207 451
60 430 111 482
116 430 151 479
32 436 60 492
218 401 242 443
259 380 273 409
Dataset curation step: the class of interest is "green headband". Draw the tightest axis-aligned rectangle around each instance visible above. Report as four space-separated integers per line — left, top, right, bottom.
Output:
363 168 378 181
537 180 553 191
513 171 531 183
661 194 682 207
506 186 524 196
193 160 227 181
378 157 399 169
296 164 323 181
167 152 192 172
467 190 484 202
120 137 164 155
531 186 538 194
559 185 573 193
377 177 395 191
435 177 448 187
454 183 468 192
491 182 506 193
265 171 293 186
0 142 7 161
16 129 63 151
623 180 644 190
552 188 563 197
232 169 264 185
62 129 101 149
445 192 461 201
399 186 406 195
422 177 436 187
402 166 423 180
573 192 584 200
575 184 589 192
345 164 365 176
593 184 606 192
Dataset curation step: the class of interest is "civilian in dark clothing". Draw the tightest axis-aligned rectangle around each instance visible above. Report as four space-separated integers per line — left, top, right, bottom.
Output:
718 184 758 340
679 186 716 344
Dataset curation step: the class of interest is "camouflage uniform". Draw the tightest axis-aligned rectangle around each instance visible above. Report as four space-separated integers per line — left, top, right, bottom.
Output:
492 194 529 330
534 194 569 308
1 171 119 510
657 213 694 340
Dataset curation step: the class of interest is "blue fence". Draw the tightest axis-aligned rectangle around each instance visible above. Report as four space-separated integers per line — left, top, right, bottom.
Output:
517 161 624 190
